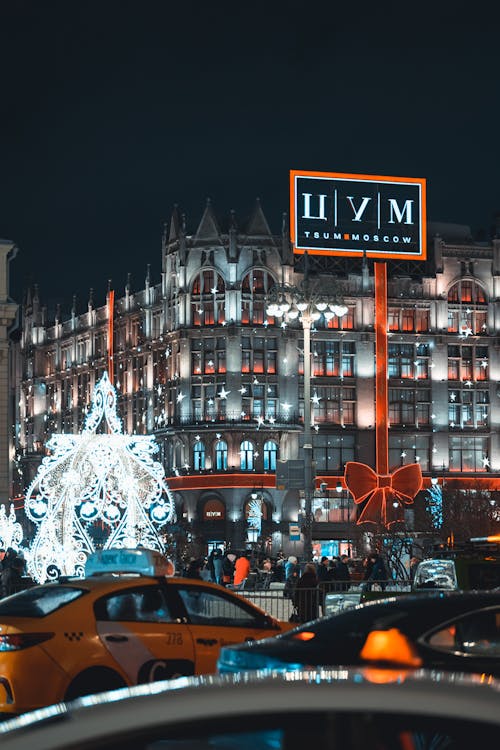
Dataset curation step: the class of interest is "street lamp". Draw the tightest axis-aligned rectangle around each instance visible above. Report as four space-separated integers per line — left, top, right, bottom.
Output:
266 269 347 562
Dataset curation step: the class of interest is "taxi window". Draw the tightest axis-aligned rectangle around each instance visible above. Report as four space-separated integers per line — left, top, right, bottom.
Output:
426 607 500 656
0 586 85 617
176 587 264 627
96 587 174 623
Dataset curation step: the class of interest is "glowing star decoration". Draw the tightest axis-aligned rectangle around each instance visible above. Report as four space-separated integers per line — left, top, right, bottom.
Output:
176 392 186 403
450 392 457 402
239 386 247 395
483 456 490 468
25 372 176 584
0 504 23 552
311 393 321 405
218 387 230 400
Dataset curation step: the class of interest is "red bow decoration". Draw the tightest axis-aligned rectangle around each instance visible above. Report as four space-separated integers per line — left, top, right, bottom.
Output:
343 462 423 528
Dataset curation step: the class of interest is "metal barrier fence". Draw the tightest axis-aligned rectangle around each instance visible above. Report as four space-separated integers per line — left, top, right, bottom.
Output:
235 580 412 623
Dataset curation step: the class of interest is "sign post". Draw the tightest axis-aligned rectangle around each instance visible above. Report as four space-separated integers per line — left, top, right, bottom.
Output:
290 170 426 529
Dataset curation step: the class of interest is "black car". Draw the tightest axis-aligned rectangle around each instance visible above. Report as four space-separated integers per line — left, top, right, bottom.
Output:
217 590 500 675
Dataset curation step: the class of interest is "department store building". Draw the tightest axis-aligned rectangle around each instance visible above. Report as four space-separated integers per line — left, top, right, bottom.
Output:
13 202 500 556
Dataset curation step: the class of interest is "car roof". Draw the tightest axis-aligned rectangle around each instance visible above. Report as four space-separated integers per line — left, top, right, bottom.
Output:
0 669 499 750
286 590 500 635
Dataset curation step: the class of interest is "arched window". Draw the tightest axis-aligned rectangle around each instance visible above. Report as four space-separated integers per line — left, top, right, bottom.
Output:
447 279 488 335
263 440 278 471
215 440 228 471
193 441 205 471
240 440 254 471
191 270 225 326
241 269 276 325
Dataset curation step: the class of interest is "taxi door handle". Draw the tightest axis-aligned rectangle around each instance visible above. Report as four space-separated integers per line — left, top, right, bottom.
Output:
196 638 218 646
105 634 129 643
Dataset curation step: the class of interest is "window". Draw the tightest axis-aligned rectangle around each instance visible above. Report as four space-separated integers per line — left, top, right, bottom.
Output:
191 270 225 326
447 279 488 335
97 587 173 623
263 440 278 471
176 586 264 627
313 434 355 471
241 269 275 325
427 608 500 657
193 441 206 470
311 341 355 378
0 586 86 618
388 435 430 472
312 387 356 426
448 345 489 382
388 344 429 380
389 388 430 427
449 436 488 472
448 388 489 429
241 337 277 375
215 440 228 470
240 440 254 471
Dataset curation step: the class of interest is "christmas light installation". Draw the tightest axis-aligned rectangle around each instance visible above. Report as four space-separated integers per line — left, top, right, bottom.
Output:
25 372 176 583
0 504 23 552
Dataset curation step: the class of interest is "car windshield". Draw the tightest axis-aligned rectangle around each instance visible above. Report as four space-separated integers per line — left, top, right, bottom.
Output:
0 585 86 617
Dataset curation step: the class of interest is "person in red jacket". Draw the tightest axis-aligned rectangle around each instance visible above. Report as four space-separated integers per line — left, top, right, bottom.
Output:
233 552 251 586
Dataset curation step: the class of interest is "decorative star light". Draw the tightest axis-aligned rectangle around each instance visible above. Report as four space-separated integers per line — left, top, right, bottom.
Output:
256 416 265 427
280 321 287 329
311 392 321 405
481 360 488 369
216 433 221 439
218 386 230 400
462 326 473 337
195 434 200 441
253 377 259 385
239 386 247 394
465 380 473 388
450 392 457 402
401 451 407 458
176 392 185 403
211 287 218 295
207 398 214 405
281 402 291 410
207 360 214 367
25 372 175 584
268 416 276 424
483 456 490 468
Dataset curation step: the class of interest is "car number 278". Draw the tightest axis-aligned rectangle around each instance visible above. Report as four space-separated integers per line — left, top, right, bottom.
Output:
166 632 183 645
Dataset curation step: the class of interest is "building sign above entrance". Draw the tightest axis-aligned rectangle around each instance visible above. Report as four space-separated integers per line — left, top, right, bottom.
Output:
290 170 426 260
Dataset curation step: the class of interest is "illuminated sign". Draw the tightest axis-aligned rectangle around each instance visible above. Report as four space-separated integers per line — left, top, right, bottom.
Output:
203 499 225 521
290 170 426 260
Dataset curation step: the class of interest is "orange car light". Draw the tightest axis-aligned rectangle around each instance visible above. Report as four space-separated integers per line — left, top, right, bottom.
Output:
359 628 422 668
292 631 316 642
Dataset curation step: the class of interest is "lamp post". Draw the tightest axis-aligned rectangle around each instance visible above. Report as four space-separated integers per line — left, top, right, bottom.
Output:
266 269 347 562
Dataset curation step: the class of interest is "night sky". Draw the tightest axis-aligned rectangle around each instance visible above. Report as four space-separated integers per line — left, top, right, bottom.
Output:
1 0 499 313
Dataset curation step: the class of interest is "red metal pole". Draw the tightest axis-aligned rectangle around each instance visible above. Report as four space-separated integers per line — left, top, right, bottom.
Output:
374 262 388 476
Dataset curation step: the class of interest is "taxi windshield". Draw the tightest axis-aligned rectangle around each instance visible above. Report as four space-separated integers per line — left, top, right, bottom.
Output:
0 586 86 618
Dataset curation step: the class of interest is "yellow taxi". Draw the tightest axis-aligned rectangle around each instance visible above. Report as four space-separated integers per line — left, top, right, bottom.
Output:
0 548 292 716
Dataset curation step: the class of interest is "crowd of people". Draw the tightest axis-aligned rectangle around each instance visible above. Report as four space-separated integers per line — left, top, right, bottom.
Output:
181 549 391 624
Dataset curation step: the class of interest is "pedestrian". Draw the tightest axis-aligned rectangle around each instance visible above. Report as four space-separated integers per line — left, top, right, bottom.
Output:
334 555 351 592
317 556 330 612
285 555 299 581
206 550 216 582
186 558 203 579
213 548 224 585
410 556 421 583
222 552 236 586
234 552 250 586
368 553 389 591
360 554 374 590
0 555 24 598
293 562 319 623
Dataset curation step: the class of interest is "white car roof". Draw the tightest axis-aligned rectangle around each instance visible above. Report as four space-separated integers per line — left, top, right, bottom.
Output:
0 668 499 750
